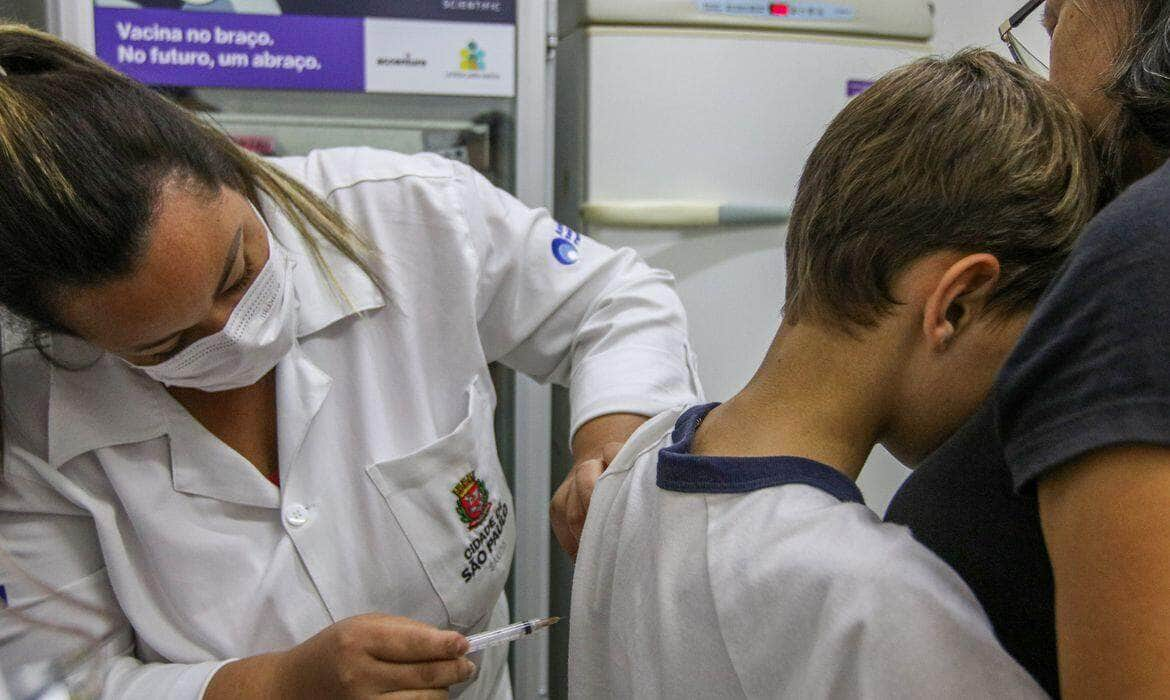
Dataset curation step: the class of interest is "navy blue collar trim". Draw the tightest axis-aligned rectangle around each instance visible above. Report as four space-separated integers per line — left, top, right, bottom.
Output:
656 403 865 505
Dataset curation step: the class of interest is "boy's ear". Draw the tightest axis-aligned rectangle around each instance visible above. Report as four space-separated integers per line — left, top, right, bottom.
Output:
922 253 1002 352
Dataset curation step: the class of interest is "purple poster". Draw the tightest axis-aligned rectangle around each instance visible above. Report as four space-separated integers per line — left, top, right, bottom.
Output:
92 2 517 96
102 1 514 24
846 79 875 97
95 7 364 90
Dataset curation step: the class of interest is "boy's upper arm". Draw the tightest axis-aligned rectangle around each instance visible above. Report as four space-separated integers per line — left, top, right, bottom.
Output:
708 505 1046 698
841 542 1048 699
704 492 845 696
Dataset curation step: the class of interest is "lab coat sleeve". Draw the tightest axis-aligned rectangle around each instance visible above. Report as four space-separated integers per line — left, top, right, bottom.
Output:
456 162 703 436
0 446 228 700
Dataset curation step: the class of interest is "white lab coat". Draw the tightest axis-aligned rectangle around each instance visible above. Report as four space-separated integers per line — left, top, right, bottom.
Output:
0 148 701 698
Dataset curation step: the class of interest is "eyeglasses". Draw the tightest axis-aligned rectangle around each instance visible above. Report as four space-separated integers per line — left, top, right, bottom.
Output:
1000 0 1049 78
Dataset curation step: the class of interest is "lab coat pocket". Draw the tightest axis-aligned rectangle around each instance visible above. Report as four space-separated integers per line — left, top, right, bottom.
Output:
366 378 516 631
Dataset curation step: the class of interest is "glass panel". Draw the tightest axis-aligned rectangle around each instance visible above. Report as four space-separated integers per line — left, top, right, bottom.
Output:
185 88 514 188
6 0 47 29
1005 30 1049 78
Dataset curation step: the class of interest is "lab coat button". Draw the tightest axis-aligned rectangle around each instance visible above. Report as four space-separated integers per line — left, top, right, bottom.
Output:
285 504 310 527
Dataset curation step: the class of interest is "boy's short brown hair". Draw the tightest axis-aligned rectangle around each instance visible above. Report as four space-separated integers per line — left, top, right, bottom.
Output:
784 49 1099 328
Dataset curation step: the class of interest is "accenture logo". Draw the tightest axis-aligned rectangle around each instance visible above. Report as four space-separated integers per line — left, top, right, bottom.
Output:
377 52 427 68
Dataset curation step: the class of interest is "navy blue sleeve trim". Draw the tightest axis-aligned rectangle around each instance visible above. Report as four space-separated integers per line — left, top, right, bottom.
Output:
656 403 865 505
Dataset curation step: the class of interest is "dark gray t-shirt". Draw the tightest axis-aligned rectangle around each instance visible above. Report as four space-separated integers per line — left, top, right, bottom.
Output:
887 157 1170 698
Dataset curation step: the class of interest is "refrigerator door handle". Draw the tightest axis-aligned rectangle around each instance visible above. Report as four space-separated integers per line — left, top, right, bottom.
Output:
579 200 792 228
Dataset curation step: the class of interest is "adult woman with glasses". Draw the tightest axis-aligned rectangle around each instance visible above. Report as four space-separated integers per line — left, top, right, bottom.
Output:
887 1 1170 697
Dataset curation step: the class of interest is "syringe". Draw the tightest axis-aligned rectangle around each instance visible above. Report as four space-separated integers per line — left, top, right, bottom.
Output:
465 616 560 653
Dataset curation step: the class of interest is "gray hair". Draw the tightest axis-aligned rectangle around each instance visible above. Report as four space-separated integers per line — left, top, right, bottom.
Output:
1116 1 1170 152
1086 0 1170 200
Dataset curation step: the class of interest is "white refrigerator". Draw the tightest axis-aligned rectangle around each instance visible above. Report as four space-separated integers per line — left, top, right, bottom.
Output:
555 0 935 515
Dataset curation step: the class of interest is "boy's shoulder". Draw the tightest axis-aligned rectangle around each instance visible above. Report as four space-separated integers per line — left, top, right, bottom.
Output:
707 490 978 606
701 482 985 647
705 497 1045 697
577 404 694 554
584 397 996 633
589 400 968 603
595 404 690 482
575 403 695 568
572 404 1046 698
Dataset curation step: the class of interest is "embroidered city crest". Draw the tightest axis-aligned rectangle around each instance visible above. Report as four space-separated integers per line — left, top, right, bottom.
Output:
452 471 493 530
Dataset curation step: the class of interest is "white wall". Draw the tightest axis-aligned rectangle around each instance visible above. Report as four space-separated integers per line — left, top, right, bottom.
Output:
930 0 1050 58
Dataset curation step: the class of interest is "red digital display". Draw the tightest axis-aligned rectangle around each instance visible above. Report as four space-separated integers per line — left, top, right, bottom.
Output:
770 3 790 15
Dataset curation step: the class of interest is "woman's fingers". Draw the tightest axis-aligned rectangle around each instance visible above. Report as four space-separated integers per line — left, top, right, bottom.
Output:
551 470 581 557
269 614 473 697
601 441 624 464
551 456 606 558
361 615 469 663
366 657 475 691
351 616 473 691
571 458 605 535
551 490 580 557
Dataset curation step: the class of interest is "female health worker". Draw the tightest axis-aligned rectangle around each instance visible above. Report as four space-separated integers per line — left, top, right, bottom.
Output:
0 25 700 698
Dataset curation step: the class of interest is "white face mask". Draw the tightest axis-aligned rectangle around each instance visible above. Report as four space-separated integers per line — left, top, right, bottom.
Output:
130 232 298 392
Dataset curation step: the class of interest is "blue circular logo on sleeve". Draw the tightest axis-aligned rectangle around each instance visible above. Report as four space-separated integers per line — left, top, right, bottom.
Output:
551 237 580 266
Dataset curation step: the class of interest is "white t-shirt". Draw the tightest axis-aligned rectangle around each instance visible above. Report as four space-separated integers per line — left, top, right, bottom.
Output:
569 404 1047 699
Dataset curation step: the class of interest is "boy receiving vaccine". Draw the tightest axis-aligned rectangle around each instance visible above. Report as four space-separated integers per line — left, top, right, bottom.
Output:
569 50 1097 698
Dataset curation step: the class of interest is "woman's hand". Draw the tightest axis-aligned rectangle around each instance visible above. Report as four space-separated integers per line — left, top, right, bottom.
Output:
551 412 648 558
551 441 625 558
205 614 475 699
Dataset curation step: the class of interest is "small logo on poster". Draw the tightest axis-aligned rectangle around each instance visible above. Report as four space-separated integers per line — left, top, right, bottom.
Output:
460 41 485 71
443 37 503 88
376 52 427 68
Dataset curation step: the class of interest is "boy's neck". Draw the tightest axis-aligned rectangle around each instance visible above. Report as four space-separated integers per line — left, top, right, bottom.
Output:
691 319 900 482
